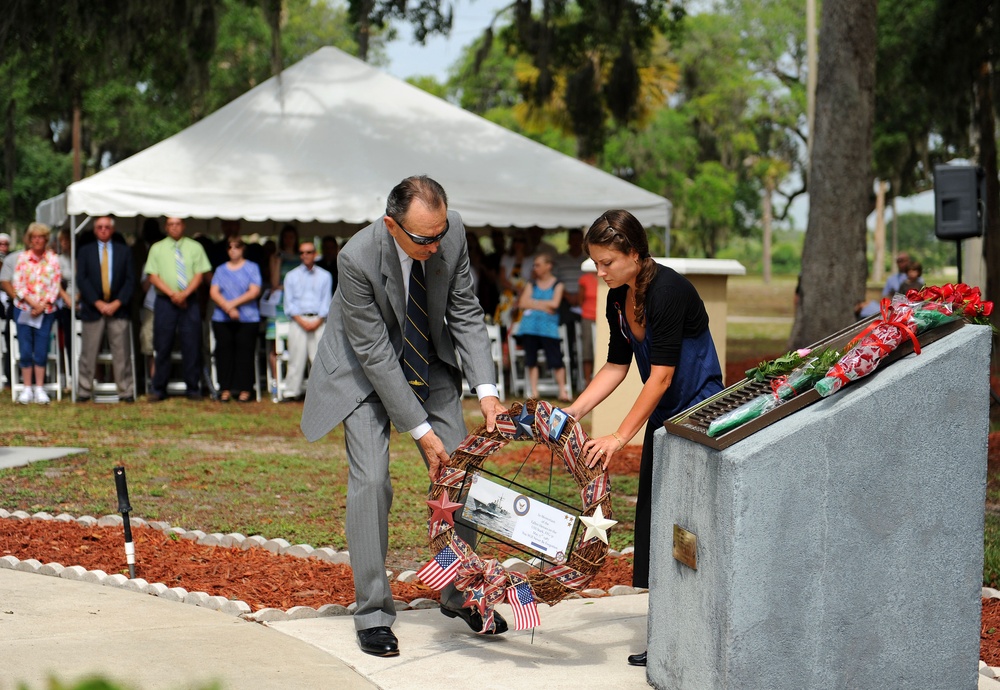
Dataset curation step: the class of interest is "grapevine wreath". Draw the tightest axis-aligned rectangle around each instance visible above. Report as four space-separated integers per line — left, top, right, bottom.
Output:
418 399 615 632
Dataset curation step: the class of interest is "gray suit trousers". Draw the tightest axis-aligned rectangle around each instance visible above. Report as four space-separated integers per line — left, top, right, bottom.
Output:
344 360 474 631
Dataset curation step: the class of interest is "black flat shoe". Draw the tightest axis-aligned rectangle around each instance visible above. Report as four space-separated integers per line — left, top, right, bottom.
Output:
627 650 647 666
356 626 399 657
440 604 508 634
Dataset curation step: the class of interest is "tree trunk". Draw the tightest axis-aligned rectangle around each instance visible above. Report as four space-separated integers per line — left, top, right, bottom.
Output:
873 179 887 284
762 177 773 284
356 0 373 62
72 96 82 182
977 60 999 334
4 97 14 230
789 0 877 349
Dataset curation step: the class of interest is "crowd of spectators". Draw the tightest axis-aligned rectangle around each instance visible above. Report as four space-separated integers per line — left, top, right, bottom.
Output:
0 219 597 403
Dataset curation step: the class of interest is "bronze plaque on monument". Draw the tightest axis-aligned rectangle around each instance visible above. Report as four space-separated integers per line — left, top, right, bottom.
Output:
673 524 697 570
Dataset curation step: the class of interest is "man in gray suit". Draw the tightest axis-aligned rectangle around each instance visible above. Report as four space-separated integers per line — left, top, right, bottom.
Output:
301 176 507 658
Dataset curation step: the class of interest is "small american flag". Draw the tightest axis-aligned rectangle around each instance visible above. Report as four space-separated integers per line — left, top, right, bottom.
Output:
506 577 540 630
417 543 461 590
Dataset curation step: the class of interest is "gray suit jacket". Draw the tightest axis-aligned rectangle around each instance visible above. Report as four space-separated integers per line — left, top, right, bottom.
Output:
300 211 495 442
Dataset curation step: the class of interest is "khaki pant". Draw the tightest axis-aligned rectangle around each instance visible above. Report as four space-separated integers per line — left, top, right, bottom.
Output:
78 317 134 397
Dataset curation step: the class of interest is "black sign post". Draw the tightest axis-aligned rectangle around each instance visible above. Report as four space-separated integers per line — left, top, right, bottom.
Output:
113 466 136 579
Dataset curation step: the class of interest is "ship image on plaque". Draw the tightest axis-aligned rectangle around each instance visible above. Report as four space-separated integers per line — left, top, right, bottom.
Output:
461 472 576 563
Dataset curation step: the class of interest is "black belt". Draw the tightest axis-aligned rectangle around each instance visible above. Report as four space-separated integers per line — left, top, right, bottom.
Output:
300 313 319 317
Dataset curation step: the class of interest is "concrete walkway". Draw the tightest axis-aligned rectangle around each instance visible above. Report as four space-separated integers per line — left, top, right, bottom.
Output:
4 565 998 690
0 446 87 470
0 566 648 690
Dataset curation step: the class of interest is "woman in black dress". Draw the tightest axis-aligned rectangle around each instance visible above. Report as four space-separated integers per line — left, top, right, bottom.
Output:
562 209 724 667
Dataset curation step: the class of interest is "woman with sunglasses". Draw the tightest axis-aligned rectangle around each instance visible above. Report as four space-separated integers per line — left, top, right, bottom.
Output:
561 209 724 667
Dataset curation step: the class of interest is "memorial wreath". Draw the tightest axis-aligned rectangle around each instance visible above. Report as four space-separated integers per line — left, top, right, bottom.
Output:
417 399 614 632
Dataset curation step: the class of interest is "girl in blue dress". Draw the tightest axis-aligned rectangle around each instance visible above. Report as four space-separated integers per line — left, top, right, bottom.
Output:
562 209 724 668
516 252 570 401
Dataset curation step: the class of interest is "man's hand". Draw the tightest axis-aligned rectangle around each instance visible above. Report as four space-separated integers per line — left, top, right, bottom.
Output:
417 430 451 481
480 396 507 433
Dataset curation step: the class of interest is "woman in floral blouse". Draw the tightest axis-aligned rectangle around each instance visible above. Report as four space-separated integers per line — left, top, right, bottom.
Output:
12 222 61 404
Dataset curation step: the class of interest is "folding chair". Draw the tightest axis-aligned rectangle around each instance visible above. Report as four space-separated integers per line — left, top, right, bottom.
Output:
506 324 572 400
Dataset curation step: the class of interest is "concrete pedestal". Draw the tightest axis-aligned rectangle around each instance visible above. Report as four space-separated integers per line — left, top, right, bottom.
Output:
647 325 991 690
590 257 744 441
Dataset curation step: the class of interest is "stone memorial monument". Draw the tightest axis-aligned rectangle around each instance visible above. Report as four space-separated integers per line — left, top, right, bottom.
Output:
647 324 990 689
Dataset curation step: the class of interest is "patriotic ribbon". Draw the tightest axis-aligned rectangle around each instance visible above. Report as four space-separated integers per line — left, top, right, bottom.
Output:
456 435 506 458
453 552 507 633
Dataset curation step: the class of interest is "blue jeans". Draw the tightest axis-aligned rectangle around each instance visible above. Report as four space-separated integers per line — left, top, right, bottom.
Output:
13 308 56 368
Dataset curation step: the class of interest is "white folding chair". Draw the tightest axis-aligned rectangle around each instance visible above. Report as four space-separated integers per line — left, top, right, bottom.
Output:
267 319 292 402
506 324 572 400
460 322 505 402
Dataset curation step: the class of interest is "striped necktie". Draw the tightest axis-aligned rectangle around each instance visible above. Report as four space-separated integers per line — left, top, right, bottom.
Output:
403 260 430 403
175 245 187 290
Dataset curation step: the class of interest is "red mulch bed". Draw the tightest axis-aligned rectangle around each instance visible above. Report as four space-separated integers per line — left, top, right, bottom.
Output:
0 518 636 612
984 598 1000 667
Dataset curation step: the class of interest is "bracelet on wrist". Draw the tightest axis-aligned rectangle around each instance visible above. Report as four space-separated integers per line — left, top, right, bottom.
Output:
612 432 625 451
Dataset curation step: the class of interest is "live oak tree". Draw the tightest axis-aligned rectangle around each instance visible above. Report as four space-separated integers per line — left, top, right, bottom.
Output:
789 0 877 348
0 0 356 230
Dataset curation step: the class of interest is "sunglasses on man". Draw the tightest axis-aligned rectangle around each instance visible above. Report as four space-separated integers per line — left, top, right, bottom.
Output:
394 217 450 246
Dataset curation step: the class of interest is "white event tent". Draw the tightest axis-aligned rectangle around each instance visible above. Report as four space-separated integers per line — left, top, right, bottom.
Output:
37 45 671 233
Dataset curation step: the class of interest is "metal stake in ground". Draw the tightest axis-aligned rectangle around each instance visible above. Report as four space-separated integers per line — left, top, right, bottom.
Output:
113 466 136 579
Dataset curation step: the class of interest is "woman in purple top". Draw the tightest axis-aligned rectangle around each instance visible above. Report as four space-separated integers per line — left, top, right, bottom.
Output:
210 238 262 402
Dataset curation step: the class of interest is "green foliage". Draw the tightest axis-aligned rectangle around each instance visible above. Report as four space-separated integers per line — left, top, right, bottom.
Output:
0 0 361 230
0 137 72 231
879 212 956 274
447 32 523 114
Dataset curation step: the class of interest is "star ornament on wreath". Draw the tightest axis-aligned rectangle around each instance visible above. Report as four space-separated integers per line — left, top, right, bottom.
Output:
416 399 614 633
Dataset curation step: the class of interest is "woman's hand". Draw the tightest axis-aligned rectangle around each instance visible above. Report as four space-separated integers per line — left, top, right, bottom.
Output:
582 434 623 471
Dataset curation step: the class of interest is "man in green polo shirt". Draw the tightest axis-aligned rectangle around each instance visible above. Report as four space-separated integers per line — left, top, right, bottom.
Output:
144 217 211 401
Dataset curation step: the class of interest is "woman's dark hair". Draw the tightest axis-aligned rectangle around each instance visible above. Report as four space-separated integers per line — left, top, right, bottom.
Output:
228 238 245 250
385 175 448 224
585 209 656 326
279 224 299 251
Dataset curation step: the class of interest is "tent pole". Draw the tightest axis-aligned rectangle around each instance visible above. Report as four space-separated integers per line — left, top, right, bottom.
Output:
69 214 92 403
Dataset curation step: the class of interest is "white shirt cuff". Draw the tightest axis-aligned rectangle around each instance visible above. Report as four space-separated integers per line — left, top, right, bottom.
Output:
476 384 500 400
408 422 432 440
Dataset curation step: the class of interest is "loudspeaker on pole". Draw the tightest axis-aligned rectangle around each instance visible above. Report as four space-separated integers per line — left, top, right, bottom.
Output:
934 164 985 241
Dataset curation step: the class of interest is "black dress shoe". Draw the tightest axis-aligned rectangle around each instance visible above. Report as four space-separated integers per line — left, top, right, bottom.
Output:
627 650 647 666
147 392 165 403
356 626 399 657
76 395 91 403
120 396 135 403
440 605 508 635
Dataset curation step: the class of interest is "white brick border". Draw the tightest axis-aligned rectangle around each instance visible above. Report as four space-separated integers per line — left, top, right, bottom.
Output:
0 508 641 624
